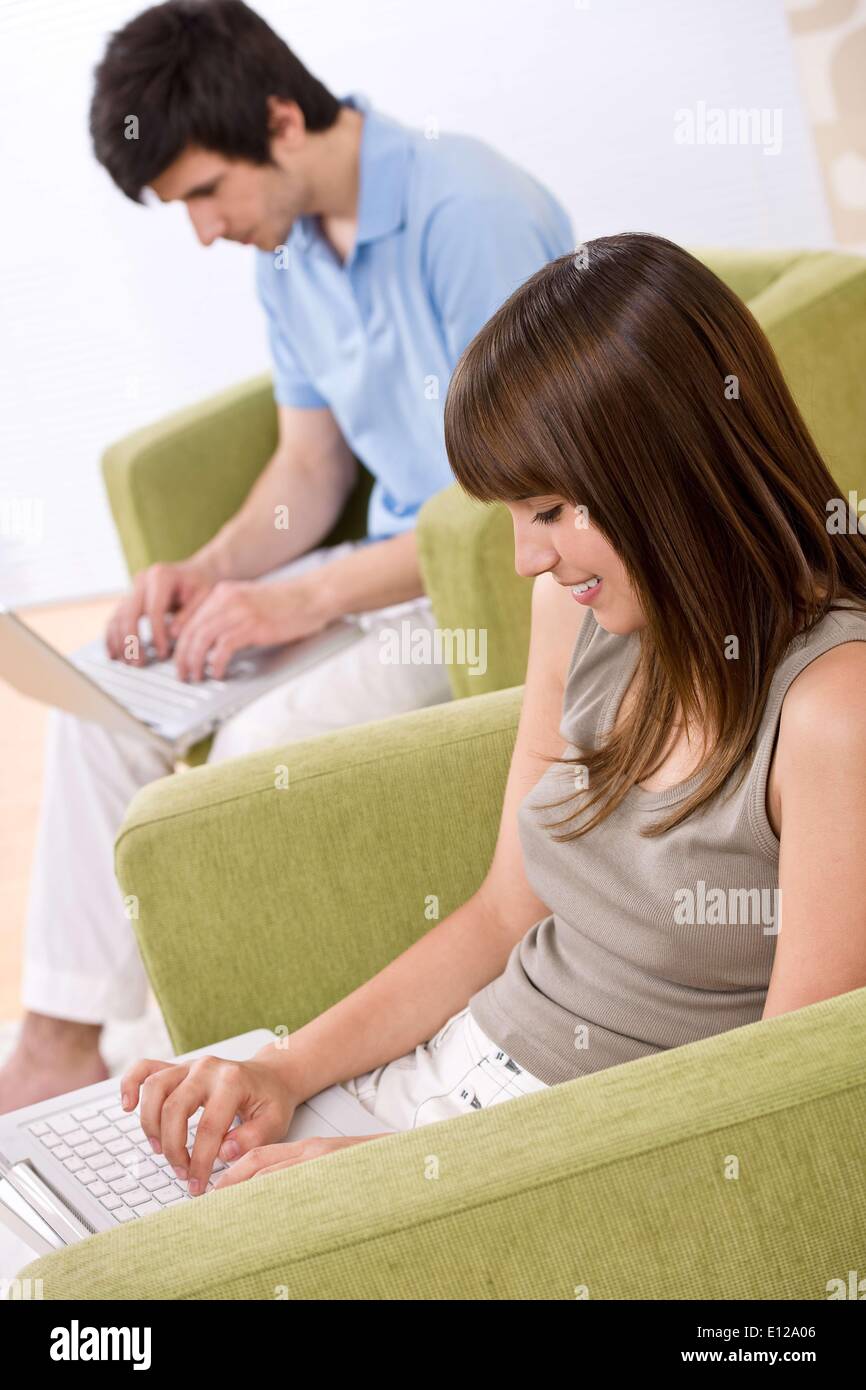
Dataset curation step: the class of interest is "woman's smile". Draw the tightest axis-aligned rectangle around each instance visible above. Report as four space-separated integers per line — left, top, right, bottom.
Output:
571 576 603 604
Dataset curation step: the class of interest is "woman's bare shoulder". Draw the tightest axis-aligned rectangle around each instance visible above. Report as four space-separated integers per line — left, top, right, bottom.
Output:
779 638 866 737
773 640 866 823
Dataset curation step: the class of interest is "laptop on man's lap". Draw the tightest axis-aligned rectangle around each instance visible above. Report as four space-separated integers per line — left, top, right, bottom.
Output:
0 606 365 758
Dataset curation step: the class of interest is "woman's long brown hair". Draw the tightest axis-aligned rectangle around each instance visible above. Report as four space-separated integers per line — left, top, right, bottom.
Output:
443 232 866 839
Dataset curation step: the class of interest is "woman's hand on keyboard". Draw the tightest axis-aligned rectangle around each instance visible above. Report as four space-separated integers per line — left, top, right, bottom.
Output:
119 1055 301 1197
211 1135 392 1188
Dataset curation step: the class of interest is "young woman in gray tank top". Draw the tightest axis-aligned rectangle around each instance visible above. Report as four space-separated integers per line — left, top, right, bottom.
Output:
121 233 866 1190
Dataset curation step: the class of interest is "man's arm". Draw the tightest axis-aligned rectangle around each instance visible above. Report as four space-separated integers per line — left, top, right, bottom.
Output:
193 404 359 581
106 404 359 663
171 526 427 681
313 529 424 619
166 397 429 679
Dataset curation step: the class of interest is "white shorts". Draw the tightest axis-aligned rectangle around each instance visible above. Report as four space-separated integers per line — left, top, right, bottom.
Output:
338 1006 549 1131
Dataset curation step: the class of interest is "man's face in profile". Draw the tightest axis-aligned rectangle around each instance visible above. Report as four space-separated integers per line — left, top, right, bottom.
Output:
149 144 301 252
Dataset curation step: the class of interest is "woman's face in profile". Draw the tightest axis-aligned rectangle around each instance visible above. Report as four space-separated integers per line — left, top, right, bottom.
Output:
504 495 645 635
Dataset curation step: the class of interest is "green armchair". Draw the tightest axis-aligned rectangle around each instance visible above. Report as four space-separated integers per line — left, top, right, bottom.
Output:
104 248 866 700
20 687 866 1298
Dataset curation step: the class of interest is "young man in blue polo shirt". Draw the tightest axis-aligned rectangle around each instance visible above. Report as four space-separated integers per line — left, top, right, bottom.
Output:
0 0 574 1110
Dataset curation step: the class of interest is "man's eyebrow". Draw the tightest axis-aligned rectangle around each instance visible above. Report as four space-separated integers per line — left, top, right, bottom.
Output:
180 177 221 199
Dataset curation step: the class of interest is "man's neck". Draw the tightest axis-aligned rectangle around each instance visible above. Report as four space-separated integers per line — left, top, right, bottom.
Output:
314 103 364 264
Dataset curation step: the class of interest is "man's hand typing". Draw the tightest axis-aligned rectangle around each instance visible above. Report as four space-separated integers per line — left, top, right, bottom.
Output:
170 575 331 681
105 559 217 665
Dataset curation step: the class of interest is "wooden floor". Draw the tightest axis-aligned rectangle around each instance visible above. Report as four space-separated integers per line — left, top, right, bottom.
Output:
0 595 117 1020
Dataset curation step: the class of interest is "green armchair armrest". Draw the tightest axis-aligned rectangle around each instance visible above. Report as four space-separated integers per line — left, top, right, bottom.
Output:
115 685 523 1052
21 981 866 1300
20 686 866 1299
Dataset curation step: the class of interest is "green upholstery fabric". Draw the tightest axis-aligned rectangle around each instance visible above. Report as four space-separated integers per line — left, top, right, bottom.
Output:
20 685 866 1297
116 686 522 1052
415 489 530 699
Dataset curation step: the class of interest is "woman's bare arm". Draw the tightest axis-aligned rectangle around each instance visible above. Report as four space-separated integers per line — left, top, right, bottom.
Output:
260 572 590 1103
762 640 866 1019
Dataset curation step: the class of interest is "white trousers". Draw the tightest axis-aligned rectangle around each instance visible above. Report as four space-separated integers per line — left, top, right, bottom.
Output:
21 540 453 1026
339 1005 549 1129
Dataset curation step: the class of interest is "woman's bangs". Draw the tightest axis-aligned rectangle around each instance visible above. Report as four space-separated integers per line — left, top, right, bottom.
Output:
445 334 569 504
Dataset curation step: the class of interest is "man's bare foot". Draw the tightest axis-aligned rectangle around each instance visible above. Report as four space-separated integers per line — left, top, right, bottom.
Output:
0 1012 109 1114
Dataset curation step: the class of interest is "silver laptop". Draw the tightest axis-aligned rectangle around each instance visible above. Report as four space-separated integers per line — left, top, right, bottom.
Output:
0 1027 397 1257
0 606 365 758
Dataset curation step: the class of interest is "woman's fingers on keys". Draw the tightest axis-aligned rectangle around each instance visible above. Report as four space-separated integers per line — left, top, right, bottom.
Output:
186 1091 242 1195
212 1145 290 1189
137 1064 192 1159
157 1057 239 1177
119 1057 174 1112
156 1074 212 1175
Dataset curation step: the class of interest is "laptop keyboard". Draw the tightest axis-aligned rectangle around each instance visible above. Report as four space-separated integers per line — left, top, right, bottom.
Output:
75 649 224 723
26 1095 228 1225
75 643 262 728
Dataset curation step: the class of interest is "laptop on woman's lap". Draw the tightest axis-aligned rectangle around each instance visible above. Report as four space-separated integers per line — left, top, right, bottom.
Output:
0 1028 396 1257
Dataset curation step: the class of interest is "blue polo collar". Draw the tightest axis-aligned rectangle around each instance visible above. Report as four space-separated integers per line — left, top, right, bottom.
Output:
292 91 410 256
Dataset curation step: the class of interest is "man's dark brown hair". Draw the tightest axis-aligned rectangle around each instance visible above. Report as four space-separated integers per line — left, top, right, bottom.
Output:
90 0 341 202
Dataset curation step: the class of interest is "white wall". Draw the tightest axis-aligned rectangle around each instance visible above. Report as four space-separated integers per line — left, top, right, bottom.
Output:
0 0 832 607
